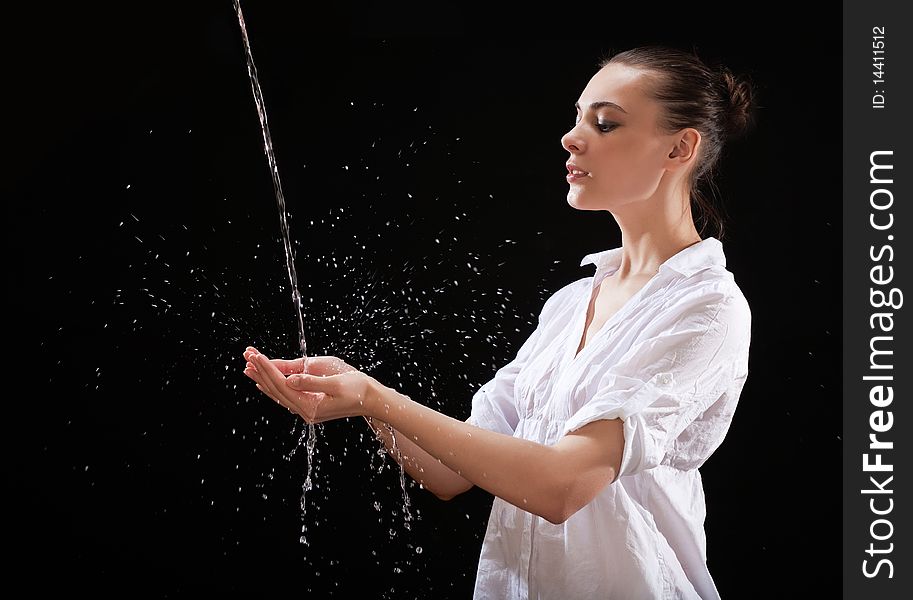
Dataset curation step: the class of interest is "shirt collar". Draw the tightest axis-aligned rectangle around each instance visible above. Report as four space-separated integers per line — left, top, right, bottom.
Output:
579 236 726 277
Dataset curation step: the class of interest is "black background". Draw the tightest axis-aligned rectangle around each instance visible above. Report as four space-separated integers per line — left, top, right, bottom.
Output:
8 1 841 597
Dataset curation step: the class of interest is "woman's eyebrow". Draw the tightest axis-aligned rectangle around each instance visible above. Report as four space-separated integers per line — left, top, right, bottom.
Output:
574 101 628 114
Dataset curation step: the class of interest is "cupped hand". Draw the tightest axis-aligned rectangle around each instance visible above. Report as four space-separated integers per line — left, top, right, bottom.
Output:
242 346 375 424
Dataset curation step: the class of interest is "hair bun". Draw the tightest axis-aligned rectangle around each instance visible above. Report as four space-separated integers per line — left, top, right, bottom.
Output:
721 67 756 140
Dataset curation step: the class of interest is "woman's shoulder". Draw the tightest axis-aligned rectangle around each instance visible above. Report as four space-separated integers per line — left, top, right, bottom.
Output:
539 276 591 321
671 266 752 330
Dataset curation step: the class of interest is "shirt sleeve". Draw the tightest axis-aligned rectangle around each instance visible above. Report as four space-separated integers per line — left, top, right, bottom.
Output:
466 321 542 435
467 279 584 435
561 287 751 477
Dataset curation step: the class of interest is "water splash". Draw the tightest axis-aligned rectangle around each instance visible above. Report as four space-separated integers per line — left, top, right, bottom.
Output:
384 420 414 530
232 0 316 538
298 423 318 545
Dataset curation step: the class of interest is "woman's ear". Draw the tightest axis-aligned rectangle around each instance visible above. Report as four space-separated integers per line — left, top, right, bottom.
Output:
667 128 701 167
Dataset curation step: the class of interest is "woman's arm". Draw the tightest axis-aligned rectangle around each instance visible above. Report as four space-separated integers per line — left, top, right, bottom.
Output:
364 416 474 500
362 379 624 525
246 349 624 524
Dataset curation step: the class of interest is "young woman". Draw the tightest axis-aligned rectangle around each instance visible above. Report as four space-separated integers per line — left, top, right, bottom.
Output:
243 45 757 599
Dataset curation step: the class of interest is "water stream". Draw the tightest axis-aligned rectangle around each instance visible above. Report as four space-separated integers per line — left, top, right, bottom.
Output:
232 0 412 544
232 0 315 544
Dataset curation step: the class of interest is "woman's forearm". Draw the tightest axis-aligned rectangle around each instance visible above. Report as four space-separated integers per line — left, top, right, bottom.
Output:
365 379 567 524
363 416 474 500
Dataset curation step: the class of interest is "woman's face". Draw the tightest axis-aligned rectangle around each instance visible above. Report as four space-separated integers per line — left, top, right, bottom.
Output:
561 63 676 212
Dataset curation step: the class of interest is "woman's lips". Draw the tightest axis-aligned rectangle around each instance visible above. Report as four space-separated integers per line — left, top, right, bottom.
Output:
566 163 590 183
566 170 590 183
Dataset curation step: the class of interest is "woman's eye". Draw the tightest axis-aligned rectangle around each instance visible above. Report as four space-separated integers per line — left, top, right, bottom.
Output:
597 121 617 132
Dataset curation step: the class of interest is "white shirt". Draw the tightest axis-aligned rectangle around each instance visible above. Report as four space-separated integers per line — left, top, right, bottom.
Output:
467 236 751 600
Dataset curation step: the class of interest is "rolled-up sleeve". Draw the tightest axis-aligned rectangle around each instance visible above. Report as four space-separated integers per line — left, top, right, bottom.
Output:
562 290 751 477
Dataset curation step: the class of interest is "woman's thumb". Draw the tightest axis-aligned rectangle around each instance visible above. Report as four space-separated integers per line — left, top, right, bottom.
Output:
287 373 331 393
286 374 308 390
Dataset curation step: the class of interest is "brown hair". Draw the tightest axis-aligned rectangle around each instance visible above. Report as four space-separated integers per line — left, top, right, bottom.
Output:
600 45 758 240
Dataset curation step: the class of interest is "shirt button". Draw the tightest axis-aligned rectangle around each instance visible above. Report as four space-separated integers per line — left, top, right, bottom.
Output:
658 373 672 385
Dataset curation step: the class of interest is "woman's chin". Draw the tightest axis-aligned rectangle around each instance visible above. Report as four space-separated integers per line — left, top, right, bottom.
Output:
567 189 617 212
567 192 594 210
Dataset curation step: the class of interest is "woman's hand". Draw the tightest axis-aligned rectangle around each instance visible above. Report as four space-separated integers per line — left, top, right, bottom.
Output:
242 346 375 424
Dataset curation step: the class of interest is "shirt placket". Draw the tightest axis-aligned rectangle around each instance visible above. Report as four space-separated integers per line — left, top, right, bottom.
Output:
518 510 533 598
563 270 602 368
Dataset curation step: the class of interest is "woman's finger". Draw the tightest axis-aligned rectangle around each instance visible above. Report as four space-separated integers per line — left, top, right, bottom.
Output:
254 354 304 414
243 349 261 369
246 368 276 400
271 357 305 375
249 368 296 413
245 363 282 403
301 356 356 377
286 373 339 396
253 354 284 400
243 366 264 386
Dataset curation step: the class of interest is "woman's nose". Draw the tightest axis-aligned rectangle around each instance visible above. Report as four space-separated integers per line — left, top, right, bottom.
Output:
561 127 585 153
